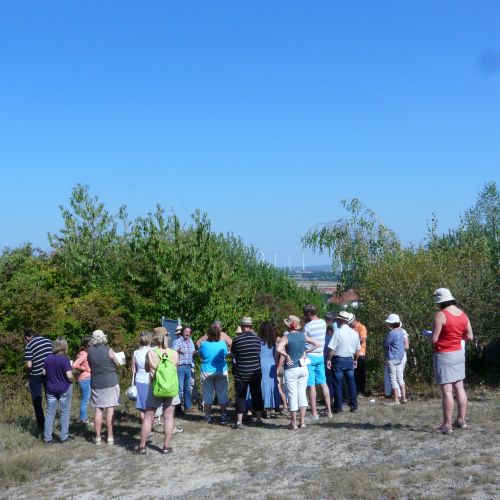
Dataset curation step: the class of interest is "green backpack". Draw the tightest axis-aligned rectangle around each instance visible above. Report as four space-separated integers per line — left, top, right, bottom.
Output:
152 348 179 398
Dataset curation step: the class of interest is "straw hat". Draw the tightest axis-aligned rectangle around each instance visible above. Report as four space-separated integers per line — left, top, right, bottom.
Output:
284 315 301 329
240 317 253 326
153 326 169 336
335 311 354 323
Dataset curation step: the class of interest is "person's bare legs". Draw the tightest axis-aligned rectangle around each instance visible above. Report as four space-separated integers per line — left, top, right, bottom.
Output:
94 408 103 438
163 404 175 449
391 388 399 403
453 380 468 423
139 410 145 423
105 407 115 440
139 410 155 449
440 383 454 429
320 383 332 414
299 406 306 426
290 410 297 427
399 384 406 401
308 386 318 416
277 382 288 411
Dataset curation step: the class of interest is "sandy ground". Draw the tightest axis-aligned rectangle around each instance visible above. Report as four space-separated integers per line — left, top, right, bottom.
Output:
2 391 499 499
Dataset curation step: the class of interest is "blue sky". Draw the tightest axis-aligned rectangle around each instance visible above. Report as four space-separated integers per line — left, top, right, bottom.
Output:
1 1 498 266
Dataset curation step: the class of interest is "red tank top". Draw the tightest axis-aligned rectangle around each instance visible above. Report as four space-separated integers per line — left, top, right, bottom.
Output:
434 309 468 353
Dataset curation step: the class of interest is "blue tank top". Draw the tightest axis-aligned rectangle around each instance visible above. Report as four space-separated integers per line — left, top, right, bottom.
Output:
285 332 306 370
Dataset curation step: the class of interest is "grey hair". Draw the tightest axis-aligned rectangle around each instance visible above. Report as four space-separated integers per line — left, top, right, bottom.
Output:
53 337 69 355
91 330 108 346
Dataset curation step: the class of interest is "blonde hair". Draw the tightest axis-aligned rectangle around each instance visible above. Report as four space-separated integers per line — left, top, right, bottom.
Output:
151 332 169 349
139 331 152 347
53 337 68 355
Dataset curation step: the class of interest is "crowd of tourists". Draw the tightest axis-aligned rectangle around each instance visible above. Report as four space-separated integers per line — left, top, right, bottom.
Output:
23 287 473 453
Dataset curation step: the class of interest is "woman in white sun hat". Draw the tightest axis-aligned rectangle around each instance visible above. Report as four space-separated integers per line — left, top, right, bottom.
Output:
431 288 473 435
383 314 406 406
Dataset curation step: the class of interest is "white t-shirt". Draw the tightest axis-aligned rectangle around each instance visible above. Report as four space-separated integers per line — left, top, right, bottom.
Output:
304 318 327 356
328 324 361 358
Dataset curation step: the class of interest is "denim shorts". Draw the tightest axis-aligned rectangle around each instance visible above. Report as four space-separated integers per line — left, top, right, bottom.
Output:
307 355 326 386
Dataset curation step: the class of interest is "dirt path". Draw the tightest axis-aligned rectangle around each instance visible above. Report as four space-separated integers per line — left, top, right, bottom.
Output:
2 392 499 499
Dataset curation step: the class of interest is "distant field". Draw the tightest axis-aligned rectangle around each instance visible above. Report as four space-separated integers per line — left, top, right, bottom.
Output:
1 388 499 499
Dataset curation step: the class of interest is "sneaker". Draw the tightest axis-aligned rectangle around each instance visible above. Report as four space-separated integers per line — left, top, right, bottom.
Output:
232 423 243 430
44 439 57 445
436 426 453 435
107 438 114 445
305 413 320 423
220 413 228 425
135 446 146 455
453 419 468 429
203 415 213 424
400 399 408 404
327 412 333 418
350 407 358 413
173 426 184 434
60 435 75 443
94 436 102 445
162 446 174 454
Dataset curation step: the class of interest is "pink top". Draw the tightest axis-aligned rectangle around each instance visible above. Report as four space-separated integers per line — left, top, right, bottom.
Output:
72 350 91 381
434 309 469 353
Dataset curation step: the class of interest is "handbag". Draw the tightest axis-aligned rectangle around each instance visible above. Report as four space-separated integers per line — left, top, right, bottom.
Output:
126 374 138 401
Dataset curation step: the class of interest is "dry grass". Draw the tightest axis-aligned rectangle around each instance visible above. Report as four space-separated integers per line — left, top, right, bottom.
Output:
0 387 499 499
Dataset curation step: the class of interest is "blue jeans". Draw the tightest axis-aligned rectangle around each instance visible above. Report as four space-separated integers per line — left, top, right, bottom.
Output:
332 357 357 412
178 365 192 410
78 378 91 421
29 374 46 430
44 384 73 442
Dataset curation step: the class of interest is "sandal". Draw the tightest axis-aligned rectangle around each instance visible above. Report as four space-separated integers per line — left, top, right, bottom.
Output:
287 423 298 430
162 446 174 454
298 422 306 429
436 426 453 435
135 446 146 455
453 419 468 429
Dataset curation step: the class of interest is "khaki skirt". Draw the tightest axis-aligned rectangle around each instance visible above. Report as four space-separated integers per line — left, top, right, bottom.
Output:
433 350 465 385
91 384 120 408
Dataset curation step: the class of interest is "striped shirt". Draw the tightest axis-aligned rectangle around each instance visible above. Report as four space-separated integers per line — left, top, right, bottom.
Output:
304 318 327 356
231 332 262 381
24 336 53 376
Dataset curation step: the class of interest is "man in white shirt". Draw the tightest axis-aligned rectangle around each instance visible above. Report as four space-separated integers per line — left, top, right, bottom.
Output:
326 311 361 413
303 305 333 421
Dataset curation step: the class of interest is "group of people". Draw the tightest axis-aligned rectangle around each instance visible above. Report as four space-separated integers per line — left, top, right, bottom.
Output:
23 287 473 453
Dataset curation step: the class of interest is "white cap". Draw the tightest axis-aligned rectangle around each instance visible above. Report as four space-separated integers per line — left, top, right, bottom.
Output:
433 288 455 304
385 313 401 324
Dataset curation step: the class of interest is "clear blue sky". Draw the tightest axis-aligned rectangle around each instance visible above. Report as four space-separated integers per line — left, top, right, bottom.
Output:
1 1 498 266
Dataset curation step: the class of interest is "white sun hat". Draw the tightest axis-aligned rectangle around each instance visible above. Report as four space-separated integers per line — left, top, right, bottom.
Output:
433 288 455 304
385 313 401 324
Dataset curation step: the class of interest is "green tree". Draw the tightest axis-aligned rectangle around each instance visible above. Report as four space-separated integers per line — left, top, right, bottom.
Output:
48 184 127 292
302 199 401 290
